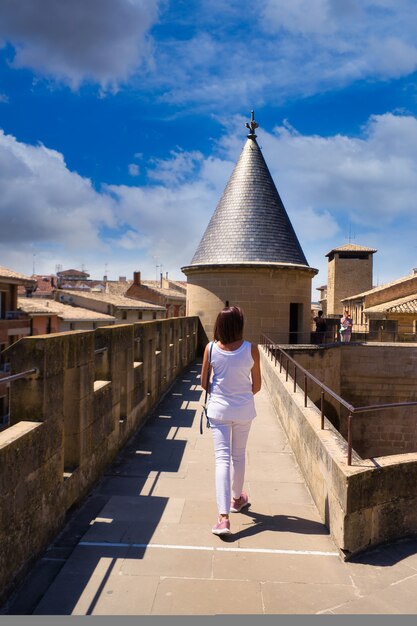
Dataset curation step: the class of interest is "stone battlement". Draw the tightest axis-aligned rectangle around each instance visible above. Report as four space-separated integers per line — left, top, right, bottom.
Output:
0 317 199 603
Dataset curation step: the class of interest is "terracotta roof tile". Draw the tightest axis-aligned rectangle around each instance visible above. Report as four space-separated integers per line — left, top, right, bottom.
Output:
364 293 417 314
326 243 377 257
59 289 165 310
0 265 36 285
18 298 116 321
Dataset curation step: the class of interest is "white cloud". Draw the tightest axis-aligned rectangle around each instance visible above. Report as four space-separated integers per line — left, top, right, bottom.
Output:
0 129 116 255
146 149 205 185
0 0 160 89
2 113 417 287
249 113 417 286
128 163 140 177
147 0 417 108
2 0 417 106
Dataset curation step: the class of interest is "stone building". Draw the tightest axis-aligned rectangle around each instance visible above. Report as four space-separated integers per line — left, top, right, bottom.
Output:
0 266 36 425
342 269 417 340
182 113 317 344
0 266 35 352
125 271 186 318
56 289 165 324
18 297 116 333
325 243 376 316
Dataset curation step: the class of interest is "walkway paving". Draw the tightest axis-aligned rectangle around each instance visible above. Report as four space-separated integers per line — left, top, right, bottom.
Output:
5 360 417 615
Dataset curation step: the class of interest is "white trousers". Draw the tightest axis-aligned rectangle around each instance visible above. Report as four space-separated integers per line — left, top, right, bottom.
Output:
210 418 252 515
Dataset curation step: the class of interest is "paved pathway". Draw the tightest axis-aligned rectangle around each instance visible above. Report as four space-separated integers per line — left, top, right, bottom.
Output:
5 359 417 615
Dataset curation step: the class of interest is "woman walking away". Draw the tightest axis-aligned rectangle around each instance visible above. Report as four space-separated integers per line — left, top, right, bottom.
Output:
201 305 261 536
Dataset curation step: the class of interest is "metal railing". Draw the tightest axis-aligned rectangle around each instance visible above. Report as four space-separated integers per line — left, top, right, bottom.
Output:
261 334 417 466
0 367 38 428
0 367 38 385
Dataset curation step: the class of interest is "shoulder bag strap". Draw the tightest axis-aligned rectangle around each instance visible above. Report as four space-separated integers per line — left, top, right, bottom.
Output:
200 341 213 434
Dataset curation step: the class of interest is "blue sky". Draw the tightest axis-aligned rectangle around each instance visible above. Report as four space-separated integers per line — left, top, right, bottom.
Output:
1 0 417 296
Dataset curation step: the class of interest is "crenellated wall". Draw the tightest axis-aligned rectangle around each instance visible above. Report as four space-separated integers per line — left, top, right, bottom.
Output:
0 317 198 603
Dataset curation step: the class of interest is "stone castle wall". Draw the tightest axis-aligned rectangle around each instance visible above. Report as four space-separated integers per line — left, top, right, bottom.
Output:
186 266 315 344
0 317 198 604
261 347 417 558
280 344 417 459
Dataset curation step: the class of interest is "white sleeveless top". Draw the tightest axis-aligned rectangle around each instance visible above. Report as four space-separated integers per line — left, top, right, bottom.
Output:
207 340 256 421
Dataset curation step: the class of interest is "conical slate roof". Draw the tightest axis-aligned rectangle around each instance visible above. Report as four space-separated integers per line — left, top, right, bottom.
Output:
188 121 309 268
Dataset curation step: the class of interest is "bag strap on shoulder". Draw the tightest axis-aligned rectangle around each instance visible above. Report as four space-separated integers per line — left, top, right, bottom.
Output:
200 341 214 434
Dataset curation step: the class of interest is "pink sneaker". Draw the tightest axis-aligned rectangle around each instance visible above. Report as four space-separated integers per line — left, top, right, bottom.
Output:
212 517 231 536
230 492 250 513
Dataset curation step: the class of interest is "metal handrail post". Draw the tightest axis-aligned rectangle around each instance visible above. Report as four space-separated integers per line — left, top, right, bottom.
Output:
320 390 324 430
304 375 308 407
347 413 353 466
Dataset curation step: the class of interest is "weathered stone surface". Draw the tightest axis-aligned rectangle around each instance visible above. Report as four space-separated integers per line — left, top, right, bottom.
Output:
261 347 417 557
0 317 198 604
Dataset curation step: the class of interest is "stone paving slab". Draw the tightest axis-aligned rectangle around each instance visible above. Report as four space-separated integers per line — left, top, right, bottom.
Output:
6 359 417 616
261 582 358 614
150 578 264 615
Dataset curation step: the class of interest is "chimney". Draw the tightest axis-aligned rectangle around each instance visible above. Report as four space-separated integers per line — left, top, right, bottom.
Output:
103 275 107 282
133 271 141 286
166 272 168 280
119 276 126 282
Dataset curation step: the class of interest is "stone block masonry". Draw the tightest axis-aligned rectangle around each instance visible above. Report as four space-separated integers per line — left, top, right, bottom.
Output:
284 343 417 458
261 345 417 557
0 317 198 604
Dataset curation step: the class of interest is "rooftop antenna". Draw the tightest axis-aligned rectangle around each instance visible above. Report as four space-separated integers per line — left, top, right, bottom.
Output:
32 253 36 276
152 256 160 281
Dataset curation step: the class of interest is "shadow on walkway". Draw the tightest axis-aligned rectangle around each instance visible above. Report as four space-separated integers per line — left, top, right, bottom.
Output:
4 360 417 615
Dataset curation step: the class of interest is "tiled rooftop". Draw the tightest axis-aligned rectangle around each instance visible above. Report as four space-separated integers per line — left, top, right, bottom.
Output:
187 135 310 268
18 298 116 321
59 289 165 310
364 293 417 314
0 265 36 285
141 280 186 299
326 243 377 257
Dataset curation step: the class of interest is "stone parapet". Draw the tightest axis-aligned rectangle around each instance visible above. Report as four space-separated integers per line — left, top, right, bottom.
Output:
260 347 417 558
0 317 198 603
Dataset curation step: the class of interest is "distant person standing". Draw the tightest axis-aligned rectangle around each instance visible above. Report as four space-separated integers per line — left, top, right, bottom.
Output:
340 309 353 343
313 310 327 344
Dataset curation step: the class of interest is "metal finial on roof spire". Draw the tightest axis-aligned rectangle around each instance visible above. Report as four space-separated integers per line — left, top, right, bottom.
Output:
245 110 259 138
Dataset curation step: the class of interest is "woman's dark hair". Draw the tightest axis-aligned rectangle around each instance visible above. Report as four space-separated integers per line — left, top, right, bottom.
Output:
214 305 244 344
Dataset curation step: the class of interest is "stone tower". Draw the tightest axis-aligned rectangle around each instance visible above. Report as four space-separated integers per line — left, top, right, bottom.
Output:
326 243 377 315
182 112 317 344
